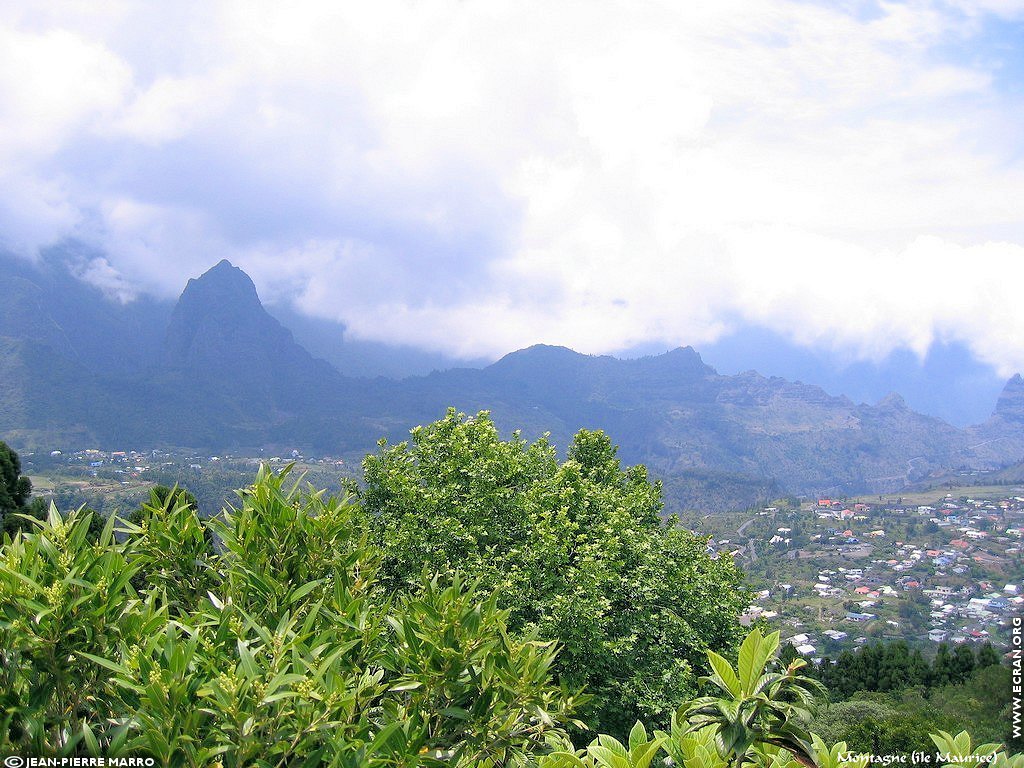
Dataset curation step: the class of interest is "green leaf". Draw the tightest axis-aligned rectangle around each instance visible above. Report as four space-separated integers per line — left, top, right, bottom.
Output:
237 638 259 679
288 578 325 604
738 627 778 692
80 651 130 676
628 720 648 752
588 745 632 768
707 650 742 697
368 721 404 754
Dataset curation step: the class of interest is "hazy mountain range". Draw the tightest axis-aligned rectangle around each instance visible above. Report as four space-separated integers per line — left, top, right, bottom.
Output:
2 251 1022 504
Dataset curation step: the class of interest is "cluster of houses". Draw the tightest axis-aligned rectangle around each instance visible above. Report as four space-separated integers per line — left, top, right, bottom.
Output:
32 447 350 479
765 580 1021 660
923 583 1019 643
46 447 159 476
735 494 1024 652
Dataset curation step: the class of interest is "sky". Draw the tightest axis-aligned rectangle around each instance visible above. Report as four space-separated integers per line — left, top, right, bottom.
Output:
2 1 1024 376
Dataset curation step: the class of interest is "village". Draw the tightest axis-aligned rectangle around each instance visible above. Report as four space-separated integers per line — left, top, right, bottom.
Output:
712 493 1024 657
27 447 350 475
16 446 358 523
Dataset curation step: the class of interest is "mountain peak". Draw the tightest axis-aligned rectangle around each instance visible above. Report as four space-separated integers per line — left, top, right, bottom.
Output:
626 345 716 379
490 344 587 368
162 260 338 384
165 262 268 365
877 391 907 409
186 259 259 301
510 343 581 358
993 373 1024 420
660 345 714 371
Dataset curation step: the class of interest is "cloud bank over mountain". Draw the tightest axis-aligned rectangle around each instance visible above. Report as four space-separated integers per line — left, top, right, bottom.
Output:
2 1 1024 372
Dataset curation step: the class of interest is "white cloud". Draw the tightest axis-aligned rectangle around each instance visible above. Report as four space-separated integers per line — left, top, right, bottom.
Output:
68 255 138 303
0 26 131 159
2 1 1024 374
0 24 131 253
723 229 1024 376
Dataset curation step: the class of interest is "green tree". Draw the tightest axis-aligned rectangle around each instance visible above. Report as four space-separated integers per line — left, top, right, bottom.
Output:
908 649 930 687
360 410 749 736
976 643 1000 669
830 651 864 698
0 441 33 535
878 642 911 692
932 644 957 686
952 645 976 684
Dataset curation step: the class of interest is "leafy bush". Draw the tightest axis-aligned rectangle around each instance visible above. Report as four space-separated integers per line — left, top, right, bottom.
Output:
0 466 584 765
0 505 137 753
679 627 825 768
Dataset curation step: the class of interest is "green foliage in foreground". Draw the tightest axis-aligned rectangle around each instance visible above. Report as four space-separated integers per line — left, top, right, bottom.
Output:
1 457 1020 766
530 628 1021 768
361 410 750 735
0 469 584 765
682 628 825 768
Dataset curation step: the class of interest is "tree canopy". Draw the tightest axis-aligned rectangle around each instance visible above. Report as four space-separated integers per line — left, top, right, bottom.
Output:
0 441 53 537
0 441 32 533
360 409 750 735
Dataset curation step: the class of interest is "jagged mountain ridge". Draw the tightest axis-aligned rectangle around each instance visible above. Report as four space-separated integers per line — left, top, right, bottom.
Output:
1 255 1022 496
378 344 983 492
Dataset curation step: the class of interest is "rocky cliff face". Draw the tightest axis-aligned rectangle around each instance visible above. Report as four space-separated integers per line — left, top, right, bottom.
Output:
164 259 267 367
163 260 341 411
993 374 1024 421
955 375 1024 468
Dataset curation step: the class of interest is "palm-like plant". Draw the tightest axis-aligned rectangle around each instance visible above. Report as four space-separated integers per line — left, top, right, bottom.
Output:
534 721 668 768
930 730 1003 768
681 628 826 768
